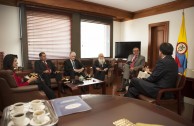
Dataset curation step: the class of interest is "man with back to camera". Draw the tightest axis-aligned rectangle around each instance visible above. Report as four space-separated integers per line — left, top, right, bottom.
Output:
117 47 145 92
63 51 85 79
34 52 62 89
124 43 178 99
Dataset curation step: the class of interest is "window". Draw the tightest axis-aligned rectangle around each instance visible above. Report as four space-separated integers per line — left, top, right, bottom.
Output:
26 10 71 60
81 21 110 58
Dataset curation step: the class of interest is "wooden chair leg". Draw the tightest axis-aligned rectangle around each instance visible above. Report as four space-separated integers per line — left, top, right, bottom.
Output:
177 99 181 115
177 93 181 115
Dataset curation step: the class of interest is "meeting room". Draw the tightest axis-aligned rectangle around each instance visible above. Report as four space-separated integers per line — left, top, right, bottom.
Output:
0 0 194 126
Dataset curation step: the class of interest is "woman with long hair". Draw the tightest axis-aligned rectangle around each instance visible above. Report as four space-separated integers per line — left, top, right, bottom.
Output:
3 54 56 99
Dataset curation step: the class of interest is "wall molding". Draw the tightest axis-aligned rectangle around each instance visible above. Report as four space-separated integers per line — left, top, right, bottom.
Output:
0 0 194 21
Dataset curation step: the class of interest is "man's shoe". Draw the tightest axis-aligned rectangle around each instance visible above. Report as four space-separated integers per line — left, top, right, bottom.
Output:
117 88 126 92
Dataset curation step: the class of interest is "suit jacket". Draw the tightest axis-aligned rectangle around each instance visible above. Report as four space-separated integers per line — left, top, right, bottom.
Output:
93 60 109 73
63 59 84 75
146 55 178 88
127 54 145 71
34 60 56 75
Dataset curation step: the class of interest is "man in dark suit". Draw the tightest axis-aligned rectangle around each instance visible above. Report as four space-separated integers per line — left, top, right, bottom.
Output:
124 43 178 99
34 52 62 88
93 53 109 81
117 47 145 92
93 53 109 89
64 51 85 79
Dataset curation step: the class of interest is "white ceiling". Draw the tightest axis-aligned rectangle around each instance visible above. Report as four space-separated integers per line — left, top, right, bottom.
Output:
83 0 176 12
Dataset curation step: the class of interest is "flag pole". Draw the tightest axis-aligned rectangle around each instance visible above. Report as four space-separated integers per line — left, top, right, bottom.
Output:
175 10 188 75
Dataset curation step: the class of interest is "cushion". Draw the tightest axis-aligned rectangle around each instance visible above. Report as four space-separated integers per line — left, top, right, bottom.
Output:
0 70 17 88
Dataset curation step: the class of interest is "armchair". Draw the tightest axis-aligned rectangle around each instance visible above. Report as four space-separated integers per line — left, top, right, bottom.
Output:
138 73 186 115
0 70 47 111
92 58 115 87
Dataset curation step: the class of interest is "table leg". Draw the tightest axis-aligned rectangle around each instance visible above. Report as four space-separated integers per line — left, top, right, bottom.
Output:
71 87 80 95
58 81 62 97
65 83 80 95
88 85 93 94
101 82 106 94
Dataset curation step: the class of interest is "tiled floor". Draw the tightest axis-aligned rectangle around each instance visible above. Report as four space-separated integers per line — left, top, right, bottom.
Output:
58 75 194 123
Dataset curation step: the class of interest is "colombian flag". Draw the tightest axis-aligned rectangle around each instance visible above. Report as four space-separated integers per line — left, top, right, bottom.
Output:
175 12 188 75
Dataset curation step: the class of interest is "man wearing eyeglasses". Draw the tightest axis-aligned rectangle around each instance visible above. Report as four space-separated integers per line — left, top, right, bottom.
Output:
117 47 145 92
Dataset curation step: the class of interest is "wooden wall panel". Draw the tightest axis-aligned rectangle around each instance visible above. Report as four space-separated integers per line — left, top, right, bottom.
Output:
133 0 194 19
0 0 194 21
19 0 132 21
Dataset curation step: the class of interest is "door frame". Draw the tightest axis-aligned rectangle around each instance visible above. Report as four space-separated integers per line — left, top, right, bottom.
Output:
148 21 169 68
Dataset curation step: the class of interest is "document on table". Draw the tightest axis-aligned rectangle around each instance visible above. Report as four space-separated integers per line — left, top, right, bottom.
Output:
50 96 91 117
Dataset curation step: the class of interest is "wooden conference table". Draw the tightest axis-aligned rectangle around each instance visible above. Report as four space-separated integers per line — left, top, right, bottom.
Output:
182 69 194 122
58 94 193 126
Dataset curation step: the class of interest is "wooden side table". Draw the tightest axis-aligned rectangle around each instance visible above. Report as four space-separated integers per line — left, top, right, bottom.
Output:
59 78 106 97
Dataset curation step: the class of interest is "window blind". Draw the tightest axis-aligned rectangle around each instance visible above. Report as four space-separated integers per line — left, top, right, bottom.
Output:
26 10 71 60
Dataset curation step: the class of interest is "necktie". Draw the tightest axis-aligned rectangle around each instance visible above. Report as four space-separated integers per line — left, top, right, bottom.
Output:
72 61 75 69
44 61 51 72
130 55 137 68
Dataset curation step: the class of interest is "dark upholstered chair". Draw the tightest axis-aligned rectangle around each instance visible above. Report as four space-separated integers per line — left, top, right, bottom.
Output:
79 58 115 87
138 73 186 115
29 60 63 89
0 70 47 111
92 58 115 87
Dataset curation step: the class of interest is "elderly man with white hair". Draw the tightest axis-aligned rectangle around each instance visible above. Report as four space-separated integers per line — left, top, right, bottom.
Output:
93 53 109 88
64 51 85 79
